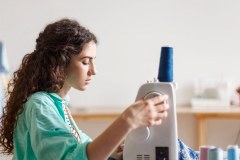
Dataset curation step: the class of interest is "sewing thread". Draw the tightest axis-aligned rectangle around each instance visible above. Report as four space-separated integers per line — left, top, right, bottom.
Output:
158 46 173 82
227 145 239 160
199 145 215 160
208 147 223 160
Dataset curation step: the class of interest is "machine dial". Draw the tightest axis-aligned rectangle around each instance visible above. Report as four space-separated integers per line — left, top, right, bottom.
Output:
128 91 163 142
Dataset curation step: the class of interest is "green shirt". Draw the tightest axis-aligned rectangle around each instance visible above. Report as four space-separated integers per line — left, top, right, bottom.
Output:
13 91 92 160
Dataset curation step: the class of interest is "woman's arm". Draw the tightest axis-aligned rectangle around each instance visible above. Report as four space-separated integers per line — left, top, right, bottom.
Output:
110 143 124 160
87 95 169 160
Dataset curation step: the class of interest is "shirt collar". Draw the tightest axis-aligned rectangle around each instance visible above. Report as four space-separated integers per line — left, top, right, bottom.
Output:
48 92 70 106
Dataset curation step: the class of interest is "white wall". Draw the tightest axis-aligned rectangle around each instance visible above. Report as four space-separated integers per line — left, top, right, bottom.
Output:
1 0 240 108
1 0 240 150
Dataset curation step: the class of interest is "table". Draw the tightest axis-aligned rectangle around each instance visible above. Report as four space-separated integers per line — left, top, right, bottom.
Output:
71 105 240 147
177 106 240 146
71 107 124 119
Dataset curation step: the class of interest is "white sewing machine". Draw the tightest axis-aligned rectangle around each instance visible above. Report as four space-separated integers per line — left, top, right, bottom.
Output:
123 81 178 160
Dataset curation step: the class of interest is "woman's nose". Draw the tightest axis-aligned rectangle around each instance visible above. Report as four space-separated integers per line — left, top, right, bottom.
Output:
88 63 97 75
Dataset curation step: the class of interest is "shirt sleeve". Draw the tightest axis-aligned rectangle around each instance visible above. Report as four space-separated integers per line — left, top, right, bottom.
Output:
25 97 91 160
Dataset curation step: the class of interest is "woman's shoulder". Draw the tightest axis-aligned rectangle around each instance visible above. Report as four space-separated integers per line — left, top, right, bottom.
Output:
28 91 52 101
23 92 59 119
25 91 55 108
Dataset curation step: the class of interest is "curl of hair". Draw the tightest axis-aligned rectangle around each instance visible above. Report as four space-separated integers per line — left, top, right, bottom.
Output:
0 18 97 154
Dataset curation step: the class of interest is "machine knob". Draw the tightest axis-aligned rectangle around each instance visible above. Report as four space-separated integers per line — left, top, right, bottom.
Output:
128 127 151 142
128 91 163 143
144 91 162 100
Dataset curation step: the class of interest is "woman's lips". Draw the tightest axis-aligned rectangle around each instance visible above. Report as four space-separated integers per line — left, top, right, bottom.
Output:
85 79 91 84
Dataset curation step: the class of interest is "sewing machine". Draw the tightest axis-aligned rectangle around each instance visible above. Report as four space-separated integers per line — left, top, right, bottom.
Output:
123 81 178 160
123 46 178 160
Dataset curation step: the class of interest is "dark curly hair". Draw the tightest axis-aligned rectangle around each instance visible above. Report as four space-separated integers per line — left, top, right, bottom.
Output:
0 18 97 154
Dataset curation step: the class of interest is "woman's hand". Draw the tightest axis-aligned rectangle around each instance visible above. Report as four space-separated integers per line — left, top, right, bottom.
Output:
121 95 169 131
110 143 124 160
87 95 168 160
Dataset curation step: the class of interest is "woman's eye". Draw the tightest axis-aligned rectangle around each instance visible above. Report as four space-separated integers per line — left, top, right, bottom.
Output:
82 62 89 65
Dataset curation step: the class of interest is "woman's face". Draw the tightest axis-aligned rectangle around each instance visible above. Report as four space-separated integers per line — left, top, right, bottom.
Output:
65 41 97 91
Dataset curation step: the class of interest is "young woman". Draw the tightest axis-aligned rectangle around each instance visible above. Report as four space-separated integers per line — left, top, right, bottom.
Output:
0 19 199 160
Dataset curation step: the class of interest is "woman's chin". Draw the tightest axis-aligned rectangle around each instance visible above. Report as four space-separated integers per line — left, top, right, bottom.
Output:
73 85 88 91
79 88 87 91
81 85 89 91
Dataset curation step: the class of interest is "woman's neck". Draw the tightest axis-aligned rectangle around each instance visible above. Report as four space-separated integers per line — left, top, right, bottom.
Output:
57 84 71 99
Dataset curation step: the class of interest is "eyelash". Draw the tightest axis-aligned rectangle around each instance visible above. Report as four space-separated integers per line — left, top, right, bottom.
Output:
82 62 90 65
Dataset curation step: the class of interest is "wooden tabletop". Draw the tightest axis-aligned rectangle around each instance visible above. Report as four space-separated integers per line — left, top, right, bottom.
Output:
71 105 240 147
71 105 240 119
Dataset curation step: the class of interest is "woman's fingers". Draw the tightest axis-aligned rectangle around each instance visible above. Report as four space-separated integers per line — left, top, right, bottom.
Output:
146 110 168 126
146 94 168 105
144 95 169 115
124 94 170 129
155 103 169 113
156 110 168 119
143 95 169 127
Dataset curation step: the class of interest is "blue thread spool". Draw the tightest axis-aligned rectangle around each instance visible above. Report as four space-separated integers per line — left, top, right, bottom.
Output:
208 148 223 160
227 145 239 160
158 46 173 82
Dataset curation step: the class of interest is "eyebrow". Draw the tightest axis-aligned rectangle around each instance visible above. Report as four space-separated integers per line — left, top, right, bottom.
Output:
80 56 96 60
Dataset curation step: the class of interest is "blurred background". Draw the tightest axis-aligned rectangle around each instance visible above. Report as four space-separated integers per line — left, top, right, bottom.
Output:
1 0 240 152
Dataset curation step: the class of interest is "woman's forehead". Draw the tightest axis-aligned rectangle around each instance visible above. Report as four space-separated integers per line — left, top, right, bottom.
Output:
79 41 96 58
